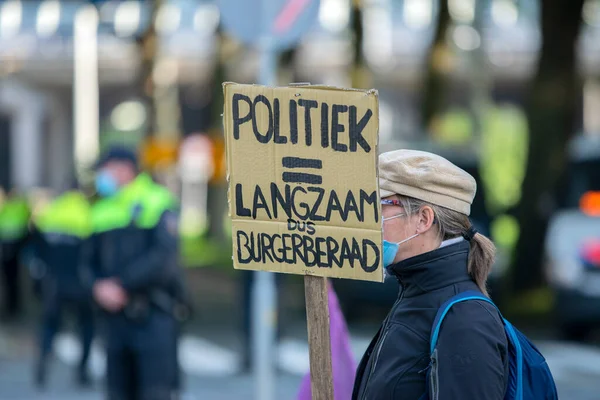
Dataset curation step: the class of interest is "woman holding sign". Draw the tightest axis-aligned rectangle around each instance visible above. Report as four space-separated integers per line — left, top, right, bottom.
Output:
352 150 509 400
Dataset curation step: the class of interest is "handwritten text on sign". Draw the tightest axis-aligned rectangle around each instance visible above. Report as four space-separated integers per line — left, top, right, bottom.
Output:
223 84 383 282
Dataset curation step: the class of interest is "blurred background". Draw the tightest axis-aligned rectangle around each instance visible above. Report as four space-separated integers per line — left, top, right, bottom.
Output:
0 0 600 399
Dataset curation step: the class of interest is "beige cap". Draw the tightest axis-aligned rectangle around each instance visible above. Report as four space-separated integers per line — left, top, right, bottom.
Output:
379 149 477 216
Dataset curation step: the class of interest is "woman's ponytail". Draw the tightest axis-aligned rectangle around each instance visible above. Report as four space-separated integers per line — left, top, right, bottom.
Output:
467 232 496 297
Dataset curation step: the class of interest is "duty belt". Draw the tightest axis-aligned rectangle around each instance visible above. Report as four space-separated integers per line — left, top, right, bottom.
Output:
123 291 191 323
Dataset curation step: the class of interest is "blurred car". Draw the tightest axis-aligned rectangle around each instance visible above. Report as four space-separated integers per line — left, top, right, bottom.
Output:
544 137 600 341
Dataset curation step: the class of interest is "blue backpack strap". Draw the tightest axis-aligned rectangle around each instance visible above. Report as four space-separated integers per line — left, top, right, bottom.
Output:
429 290 497 354
503 319 524 400
429 291 528 400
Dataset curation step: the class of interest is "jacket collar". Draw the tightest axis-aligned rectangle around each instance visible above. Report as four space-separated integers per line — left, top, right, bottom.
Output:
387 239 472 297
117 173 154 204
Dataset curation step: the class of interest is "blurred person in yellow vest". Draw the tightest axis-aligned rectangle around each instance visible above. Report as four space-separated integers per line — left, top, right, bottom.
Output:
0 185 31 320
80 146 190 400
29 183 95 389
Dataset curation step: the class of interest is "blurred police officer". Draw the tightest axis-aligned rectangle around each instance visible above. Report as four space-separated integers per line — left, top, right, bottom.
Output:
81 146 185 400
30 186 94 388
0 187 31 320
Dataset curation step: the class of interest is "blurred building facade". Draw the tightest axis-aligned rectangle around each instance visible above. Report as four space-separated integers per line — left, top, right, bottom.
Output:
0 0 599 194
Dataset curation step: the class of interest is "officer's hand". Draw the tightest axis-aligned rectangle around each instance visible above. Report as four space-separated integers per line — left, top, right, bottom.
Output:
93 279 128 312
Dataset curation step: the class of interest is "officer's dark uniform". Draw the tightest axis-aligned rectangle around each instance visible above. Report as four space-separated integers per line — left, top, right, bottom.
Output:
0 193 31 319
81 172 183 400
30 190 95 387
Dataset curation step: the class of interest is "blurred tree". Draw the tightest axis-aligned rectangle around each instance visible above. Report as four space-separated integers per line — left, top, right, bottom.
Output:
206 24 231 242
279 46 298 81
511 0 585 292
210 25 226 133
136 0 163 139
468 0 491 139
350 0 368 88
421 0 451 132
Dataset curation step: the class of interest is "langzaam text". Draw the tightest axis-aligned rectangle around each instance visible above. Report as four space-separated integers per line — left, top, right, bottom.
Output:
235 183 379 223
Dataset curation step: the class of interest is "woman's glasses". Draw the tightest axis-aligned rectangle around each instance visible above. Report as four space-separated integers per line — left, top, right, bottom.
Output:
381 199 402 207
381 199 405 222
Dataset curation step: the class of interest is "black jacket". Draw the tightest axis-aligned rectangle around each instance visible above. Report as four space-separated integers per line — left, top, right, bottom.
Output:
29 227 87 299
352 240 509 400
79 210 186 319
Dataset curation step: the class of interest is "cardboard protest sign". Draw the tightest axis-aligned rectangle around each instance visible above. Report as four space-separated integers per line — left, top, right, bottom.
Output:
223 83 383 282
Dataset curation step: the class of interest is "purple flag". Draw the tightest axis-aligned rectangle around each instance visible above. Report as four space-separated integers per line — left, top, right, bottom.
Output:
297 281 356 400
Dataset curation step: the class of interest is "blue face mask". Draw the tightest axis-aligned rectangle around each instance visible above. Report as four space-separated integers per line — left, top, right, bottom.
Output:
95 171 119 197
383 233 420 268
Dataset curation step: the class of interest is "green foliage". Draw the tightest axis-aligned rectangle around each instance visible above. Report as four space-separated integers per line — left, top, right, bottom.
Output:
432 105 528 258
480 105 529 214
180 208 233 268
179 209 209 238
432 108 474 145
180 235 234 271
491 214 520 250
505 287 554 317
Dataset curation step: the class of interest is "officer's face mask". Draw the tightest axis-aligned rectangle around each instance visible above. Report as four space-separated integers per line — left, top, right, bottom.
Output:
382 212 420 268
95 171 119 197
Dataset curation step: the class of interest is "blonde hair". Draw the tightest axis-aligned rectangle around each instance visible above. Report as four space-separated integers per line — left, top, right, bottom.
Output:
397 196 496 297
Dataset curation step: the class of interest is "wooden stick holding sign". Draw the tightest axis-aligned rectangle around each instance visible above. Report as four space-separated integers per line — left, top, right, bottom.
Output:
290 82 334 400
304 275 334 399
223 82 383 400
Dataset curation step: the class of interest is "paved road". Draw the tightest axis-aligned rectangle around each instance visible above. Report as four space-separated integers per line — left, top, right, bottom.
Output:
0 328 599 399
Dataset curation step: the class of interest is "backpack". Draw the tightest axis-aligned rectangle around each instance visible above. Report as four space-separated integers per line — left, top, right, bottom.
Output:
423 291 558 400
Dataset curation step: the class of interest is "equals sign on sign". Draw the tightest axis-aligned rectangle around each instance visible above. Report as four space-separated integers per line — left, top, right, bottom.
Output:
281 157 323 185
